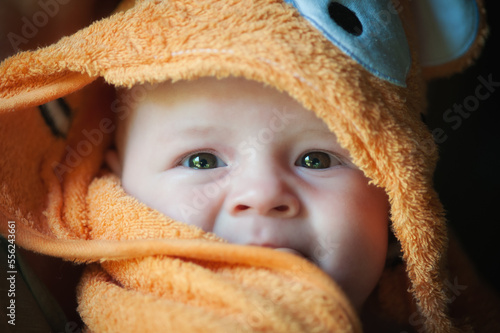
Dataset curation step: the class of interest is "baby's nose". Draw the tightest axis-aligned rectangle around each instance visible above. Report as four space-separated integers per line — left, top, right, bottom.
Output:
226 177 300 218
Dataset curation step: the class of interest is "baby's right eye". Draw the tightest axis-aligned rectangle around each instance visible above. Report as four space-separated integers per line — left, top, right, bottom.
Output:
180 152 227 170
295 151 343 169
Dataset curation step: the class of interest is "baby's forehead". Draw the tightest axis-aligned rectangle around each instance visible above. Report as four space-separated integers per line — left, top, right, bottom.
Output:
120 78 333 132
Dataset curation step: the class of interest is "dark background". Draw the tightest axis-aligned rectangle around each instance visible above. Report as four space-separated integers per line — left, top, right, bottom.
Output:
426 0 500 294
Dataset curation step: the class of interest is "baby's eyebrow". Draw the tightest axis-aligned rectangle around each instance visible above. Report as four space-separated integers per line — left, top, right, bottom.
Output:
299 128 339 140
181 125 233 136
158 124 233 142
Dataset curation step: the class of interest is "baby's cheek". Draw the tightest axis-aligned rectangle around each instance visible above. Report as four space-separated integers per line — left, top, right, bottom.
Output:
307 174 388 307
320 226 387 310
153 184 219 231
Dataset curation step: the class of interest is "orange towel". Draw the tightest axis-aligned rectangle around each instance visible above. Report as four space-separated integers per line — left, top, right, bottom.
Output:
79 173 361 332
1 0 498 332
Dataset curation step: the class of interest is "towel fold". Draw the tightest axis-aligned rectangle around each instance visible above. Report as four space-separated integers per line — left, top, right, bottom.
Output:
76 173 361 332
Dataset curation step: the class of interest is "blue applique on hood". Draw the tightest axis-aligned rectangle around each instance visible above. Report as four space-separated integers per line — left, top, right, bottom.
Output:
285 0 411 87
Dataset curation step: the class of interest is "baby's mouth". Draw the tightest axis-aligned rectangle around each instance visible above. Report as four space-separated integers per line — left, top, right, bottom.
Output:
274 247 304 257
274 247 315 264
248 243 312 262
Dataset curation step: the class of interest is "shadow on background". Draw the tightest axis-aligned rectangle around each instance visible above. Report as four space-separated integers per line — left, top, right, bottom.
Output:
426 0 500 294
0 0 121 60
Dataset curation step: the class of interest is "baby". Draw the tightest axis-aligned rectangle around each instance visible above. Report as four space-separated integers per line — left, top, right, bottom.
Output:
105 76 390 311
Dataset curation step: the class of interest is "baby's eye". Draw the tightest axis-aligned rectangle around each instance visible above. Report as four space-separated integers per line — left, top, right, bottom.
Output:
181 152 227 169
295 151 342 169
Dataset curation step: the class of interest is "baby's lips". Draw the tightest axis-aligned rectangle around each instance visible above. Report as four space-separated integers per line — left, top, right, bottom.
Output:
247 243 307 259
274 247 304 258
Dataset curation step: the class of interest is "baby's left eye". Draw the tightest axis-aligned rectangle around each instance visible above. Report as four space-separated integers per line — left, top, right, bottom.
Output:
181 152 227 169
295 151 342 169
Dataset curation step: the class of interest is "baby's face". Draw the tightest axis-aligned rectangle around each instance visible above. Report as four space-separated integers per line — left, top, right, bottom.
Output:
113 77 389 309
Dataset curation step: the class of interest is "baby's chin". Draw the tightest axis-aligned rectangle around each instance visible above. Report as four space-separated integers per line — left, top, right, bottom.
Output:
273 247 371 311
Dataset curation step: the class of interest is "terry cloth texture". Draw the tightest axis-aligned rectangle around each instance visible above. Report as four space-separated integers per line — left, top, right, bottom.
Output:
79 173 361 332
0 0 498 332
